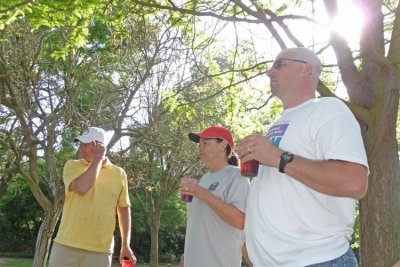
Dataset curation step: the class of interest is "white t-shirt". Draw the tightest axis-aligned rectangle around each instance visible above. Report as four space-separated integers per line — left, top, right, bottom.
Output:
245 97 369 267
184 165 250 267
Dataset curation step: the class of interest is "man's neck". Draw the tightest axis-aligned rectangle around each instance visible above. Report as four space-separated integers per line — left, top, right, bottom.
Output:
283 92 316 109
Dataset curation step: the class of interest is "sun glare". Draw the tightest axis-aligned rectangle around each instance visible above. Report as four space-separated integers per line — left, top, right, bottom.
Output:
331 1 364 47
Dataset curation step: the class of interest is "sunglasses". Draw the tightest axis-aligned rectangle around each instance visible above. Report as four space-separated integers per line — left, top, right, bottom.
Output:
272 58 307 69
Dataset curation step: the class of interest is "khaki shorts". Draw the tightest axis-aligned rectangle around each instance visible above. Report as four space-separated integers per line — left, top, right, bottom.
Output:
48 242 112 267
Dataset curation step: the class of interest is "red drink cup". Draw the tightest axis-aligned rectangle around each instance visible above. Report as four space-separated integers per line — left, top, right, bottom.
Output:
240 160 259 177
180 194 193 202
122 257 132 267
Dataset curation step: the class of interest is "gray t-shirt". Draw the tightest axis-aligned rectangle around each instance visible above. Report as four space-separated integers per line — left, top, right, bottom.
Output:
184 165 250 267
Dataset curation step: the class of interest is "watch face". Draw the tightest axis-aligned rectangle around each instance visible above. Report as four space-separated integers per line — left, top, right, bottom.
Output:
282 152 294 161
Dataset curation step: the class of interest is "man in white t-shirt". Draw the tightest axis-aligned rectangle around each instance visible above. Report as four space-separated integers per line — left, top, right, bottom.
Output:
238 48 369 267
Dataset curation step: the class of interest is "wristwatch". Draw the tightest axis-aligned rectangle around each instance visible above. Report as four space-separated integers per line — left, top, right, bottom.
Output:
279 151 294 173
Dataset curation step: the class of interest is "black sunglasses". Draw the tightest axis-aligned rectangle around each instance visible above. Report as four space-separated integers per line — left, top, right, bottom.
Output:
272 58 307 69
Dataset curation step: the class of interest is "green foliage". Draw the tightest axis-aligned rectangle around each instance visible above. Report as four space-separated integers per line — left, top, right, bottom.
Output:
0 175 43 253
1 0 150 58
114 192 186 262
352 206 360 250
160 194 187 230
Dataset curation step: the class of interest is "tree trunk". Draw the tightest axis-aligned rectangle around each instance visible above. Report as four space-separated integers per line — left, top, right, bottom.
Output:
32 195 64 267
149 220 160 267
360 151 400 267
359 83 400 266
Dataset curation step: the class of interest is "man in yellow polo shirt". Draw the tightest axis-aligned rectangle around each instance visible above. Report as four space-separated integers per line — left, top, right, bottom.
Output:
48 127 136 267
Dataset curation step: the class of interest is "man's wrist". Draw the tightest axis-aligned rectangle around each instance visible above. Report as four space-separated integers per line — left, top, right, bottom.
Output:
279 151 294 173
93 155 105 160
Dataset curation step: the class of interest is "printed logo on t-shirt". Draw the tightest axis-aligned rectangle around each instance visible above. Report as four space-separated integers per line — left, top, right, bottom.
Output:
208 182 219 191
267 123 289 147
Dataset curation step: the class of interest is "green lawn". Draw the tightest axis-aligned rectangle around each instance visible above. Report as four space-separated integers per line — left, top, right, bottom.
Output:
0 258 31 267
0 258 179 267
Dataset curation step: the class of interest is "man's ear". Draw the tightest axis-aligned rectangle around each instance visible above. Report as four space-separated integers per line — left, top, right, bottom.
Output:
303 63 313 78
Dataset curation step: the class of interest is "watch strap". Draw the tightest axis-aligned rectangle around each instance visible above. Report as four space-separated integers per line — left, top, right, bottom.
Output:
279 151 294 173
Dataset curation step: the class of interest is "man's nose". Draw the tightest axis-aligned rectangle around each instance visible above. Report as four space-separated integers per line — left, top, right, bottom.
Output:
266 68 274 77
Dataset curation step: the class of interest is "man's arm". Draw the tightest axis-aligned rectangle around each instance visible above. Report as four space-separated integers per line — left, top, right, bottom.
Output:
69 157 103 195
238 136 368 199
282 156 368 199
70 141 106 195
117 206 136 265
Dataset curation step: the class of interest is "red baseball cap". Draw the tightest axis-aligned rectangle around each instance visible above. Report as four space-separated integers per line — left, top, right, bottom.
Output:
188 126 235 149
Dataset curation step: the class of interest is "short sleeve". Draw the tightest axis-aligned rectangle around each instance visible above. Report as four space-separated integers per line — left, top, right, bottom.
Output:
118 169 131 207
225 175 250 212
63 160 79 194
314 100 368 168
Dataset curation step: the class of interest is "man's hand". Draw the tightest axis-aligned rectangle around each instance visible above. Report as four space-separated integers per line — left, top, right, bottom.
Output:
90 141 106 160
120 245 137 266
237 135 282 168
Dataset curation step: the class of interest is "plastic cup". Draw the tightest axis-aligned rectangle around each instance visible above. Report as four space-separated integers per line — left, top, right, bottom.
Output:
122 257 132 267
180 194 193 202
180 178 196 202
240 160 259 177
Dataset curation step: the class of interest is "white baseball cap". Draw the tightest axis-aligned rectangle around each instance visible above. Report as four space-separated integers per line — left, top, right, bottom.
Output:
74 127 112 145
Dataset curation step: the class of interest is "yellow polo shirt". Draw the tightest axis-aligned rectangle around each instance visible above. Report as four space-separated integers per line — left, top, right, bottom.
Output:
54 158 131 253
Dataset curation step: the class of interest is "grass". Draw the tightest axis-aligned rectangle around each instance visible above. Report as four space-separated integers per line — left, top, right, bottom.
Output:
0 258 179 267
0 258 32 267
